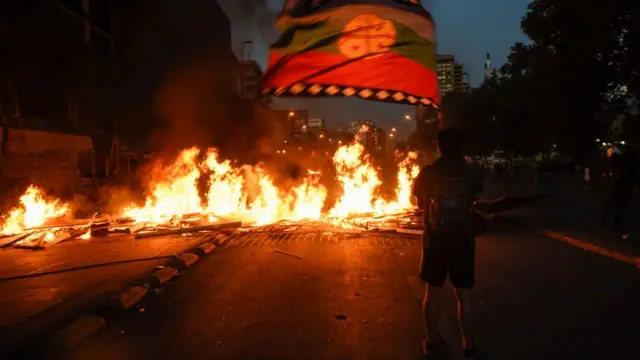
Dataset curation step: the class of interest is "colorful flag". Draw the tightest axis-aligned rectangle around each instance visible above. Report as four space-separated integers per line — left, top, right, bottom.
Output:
262 0 439 109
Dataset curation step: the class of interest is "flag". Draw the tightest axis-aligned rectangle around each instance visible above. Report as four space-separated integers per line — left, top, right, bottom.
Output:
262 0 439 109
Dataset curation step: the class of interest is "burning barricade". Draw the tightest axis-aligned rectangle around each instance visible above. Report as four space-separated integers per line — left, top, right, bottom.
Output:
0 138 425 249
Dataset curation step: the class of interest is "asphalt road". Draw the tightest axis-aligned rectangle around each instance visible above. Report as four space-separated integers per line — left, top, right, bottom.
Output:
20 219 640 360
0 232 214 350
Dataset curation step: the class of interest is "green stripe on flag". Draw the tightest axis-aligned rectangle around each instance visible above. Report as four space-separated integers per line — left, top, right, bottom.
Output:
271 20 342 54
271 20 436 71
392 22 436 70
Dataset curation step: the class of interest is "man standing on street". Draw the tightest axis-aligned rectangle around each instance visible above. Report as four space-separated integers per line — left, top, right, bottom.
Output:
413 128 482 359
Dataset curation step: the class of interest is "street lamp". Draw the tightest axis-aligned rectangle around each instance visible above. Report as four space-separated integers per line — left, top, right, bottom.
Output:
389 133 394 138
289 111 295 117
391 127 397 132
404 114 411 121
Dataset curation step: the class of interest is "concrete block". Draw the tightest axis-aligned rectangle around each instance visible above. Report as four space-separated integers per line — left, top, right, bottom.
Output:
194 242 217 256
120 286 148 309
174 253 199 268
152 267 178 285
52 316 106 348
213 233 230 245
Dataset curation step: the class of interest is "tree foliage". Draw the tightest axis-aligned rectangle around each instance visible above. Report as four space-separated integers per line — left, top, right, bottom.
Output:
441 90 495 156
466 0 639 161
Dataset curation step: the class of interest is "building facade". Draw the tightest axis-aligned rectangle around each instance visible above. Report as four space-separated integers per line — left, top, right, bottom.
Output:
350 119 386 154
307 118 325 135
437 55 468 96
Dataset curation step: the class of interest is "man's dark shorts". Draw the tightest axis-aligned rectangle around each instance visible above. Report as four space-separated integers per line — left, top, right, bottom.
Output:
420 232 475 289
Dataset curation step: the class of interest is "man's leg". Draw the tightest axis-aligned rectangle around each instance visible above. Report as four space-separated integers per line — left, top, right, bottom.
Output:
420 247 447 349
423 283 444 345
453 287 474 350
450 242 476 354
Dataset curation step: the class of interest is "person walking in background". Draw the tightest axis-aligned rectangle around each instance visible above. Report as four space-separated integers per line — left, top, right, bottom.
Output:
600 147 634 236
583 166 591 189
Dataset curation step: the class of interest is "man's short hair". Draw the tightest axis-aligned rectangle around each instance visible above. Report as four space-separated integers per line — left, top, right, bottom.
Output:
438 127 463 155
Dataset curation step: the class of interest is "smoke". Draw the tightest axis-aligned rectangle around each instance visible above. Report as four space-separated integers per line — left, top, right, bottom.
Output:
216 0 280 62
150 59 239 153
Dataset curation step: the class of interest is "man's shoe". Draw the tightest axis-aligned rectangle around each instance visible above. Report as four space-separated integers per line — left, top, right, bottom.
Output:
422 339 443 359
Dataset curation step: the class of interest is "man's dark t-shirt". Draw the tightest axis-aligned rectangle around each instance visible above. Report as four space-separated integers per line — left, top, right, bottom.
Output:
413 156 482 288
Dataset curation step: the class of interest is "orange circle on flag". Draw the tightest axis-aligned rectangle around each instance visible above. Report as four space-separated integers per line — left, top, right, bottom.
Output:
337 14 397 60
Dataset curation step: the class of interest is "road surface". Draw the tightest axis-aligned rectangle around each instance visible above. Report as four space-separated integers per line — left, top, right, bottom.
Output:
13 218 636 360
0 232 214 350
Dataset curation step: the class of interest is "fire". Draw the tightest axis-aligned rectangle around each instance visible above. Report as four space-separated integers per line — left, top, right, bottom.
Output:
329 140 386 217
122 140 420 227
0 186 69 235
328 143 420 218
390 151 421 211
123 148 204 223
123 148 328 226
0 141 422 237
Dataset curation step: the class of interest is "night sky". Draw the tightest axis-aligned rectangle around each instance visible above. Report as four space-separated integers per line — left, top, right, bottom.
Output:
220 0 531 139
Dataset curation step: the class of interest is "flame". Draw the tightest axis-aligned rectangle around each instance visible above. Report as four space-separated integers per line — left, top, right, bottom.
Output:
121 142 420 227
329 141 385 217
79 230 92 240
123 148 204 223
123 148 328 226
0 143 422 235
0 186 69 235
389 151 421 211
328 143 420 218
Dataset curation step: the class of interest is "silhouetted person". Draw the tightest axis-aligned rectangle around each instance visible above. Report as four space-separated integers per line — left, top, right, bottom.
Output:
413 128 482 360
600 147 635 234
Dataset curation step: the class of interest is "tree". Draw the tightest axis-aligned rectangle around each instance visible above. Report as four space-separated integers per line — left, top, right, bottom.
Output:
514 0 627 162
441 90 495 156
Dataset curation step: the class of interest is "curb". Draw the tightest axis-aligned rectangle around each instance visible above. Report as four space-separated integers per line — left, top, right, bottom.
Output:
42 231 234 352
194 242 217 255
153 267 179 285
51 316 106 349
172 253 199 268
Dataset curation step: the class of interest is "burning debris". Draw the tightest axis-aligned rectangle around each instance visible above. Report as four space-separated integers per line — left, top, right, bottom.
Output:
0 186 69 235
0 137 424 249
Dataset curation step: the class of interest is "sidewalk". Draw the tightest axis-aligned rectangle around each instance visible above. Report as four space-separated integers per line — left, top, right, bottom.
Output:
495 174 640 264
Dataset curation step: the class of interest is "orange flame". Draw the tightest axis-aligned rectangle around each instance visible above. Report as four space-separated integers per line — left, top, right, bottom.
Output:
123 148 328 226
0 145 422 234
328 143 420 218
0 186 69 235
329 140 385 217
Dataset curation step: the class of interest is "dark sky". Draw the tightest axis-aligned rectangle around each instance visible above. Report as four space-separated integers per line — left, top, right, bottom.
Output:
219 0 531 139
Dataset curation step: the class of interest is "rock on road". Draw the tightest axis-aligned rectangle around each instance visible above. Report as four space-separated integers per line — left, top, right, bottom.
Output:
31 220 640 360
